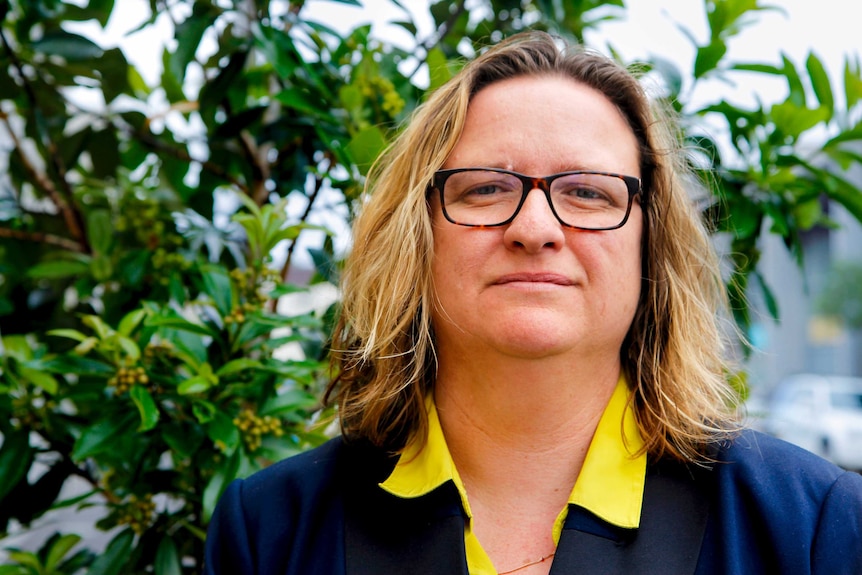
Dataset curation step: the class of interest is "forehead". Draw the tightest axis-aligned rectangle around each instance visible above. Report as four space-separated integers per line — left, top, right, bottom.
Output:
444 75 640 177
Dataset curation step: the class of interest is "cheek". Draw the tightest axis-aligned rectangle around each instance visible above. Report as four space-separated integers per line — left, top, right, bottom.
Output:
577 229 642 303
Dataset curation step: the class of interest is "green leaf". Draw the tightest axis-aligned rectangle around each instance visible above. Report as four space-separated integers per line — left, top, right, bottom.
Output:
781 53 806 108
45 533 82 571
47 328 89 342
19 365 59 394
161 423 204 458
732 62 783 75
770 102 828 139
274 87 333 120
177 375 212 395
215 358 263 377
694 40 727 79
41 355 115 376
86 529 133 575
0 564 30 574
99 48 130 103
130 385 160 431
192 400 217 424
199 50 248 114
206 411 239 453
200 264 232 318
5 551 40 570
260 389 319 416
117 335 141 362
89 254 114 282
26 259 91 279
145 315 217 337
154 536 182 575
753 271 779 321
202 450 241 522
794 198 822 230
87 209 113 255
74 336 99 356
32 30 103 61
806 52 833 118
72 412 137 461
82 314 113 339
118 309 147 337
346 125 387 175
0 430 33 502
426 47 451 92
89 129 121 180
2 335 35 361
160 47 185 103
268 283 308 297
844 55 862 111
171 2 220 85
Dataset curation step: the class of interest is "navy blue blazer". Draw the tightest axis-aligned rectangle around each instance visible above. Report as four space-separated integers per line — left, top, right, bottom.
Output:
204 430 862 574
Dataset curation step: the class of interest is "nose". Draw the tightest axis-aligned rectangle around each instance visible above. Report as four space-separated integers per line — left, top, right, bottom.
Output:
503 188 565 253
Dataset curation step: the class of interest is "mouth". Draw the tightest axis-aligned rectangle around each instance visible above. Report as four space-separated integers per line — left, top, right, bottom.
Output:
494 273 575 286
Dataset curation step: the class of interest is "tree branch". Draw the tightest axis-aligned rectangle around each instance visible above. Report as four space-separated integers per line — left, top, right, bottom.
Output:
0 28 89 251
270 173 324 312
133 129 251 194
0 226 88 252
406 1 468 81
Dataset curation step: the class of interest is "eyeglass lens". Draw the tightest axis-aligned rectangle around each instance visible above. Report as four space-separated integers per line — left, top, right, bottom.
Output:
441 170 633 229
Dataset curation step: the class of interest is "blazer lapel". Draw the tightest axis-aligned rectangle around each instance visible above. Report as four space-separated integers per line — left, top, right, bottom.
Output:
551 462 712 575
344 479 469 575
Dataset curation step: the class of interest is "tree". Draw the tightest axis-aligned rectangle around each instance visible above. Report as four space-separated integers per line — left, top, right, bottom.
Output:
1 0 861 572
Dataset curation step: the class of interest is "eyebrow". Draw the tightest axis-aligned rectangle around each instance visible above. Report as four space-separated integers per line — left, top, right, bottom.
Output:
449 163 617 175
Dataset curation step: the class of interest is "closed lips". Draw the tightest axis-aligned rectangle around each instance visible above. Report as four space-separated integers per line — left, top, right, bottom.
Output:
494 273 575 285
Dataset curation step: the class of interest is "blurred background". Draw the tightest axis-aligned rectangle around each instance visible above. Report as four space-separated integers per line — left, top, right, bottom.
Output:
1 0 861 572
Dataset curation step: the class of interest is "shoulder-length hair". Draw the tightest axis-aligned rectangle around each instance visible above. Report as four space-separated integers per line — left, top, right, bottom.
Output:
325 30 740 462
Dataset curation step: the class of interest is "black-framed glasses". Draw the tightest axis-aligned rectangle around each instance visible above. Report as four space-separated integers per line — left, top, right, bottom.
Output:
431 167 643 230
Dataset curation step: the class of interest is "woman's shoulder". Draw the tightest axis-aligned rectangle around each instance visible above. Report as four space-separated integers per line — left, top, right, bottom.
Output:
697 429 862 573
712 428 862 510
237 435 395 500
717 429 855 480
242 436 347 492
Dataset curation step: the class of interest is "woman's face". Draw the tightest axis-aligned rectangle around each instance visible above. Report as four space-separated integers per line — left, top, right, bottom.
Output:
430 74 643 363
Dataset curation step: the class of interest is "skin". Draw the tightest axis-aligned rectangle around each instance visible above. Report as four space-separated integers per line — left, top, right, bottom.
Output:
429 74 644 574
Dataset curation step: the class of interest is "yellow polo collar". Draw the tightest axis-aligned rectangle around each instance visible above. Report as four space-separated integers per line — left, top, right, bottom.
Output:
379 376 646 573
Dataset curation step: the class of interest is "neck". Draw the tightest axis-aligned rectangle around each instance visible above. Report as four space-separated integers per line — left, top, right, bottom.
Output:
433 348 621 492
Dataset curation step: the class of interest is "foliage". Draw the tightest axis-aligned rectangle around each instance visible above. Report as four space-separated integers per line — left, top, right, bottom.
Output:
816 261 862 329
1 0 861 572
641 1 862 329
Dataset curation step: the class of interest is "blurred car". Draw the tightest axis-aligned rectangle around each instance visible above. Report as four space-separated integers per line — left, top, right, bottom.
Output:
760 373 862 471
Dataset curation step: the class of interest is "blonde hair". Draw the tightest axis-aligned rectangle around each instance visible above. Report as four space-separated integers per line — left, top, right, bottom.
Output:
325 31 740 462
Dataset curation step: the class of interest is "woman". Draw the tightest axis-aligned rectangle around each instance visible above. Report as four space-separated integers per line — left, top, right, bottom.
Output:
204 31 862 574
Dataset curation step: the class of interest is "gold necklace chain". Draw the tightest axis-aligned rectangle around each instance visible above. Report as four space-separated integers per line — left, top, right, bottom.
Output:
498 552 555 575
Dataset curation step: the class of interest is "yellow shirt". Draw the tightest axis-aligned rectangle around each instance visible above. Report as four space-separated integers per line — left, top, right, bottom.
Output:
379 377 647 575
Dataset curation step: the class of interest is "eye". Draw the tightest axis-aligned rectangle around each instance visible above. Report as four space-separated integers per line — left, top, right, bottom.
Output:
558 183 612 204
552 174 627 209
466 182 508 196
448 172 520 204
570 186 607 200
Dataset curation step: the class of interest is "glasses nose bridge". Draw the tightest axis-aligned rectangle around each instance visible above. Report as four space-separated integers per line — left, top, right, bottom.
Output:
522 175 552 196
511 174 561 225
